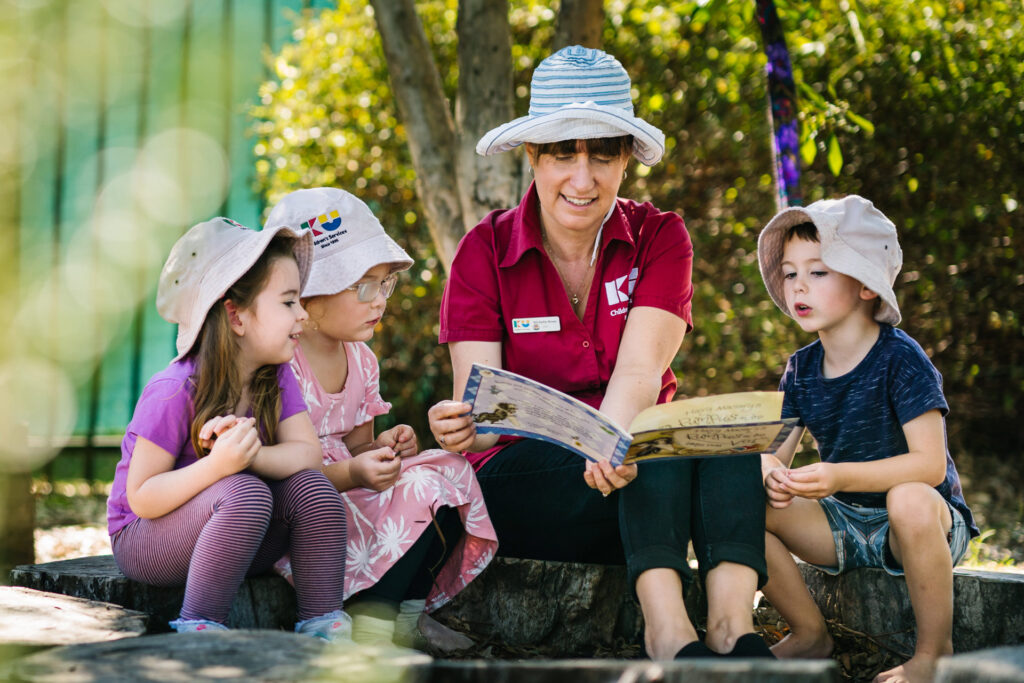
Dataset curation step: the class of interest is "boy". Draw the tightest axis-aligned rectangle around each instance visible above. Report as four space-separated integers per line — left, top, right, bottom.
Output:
756 195 978 683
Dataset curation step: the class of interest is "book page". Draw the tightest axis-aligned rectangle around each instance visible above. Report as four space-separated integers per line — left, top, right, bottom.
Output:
625 419 798 463
628 391 785 433
462 365 632 466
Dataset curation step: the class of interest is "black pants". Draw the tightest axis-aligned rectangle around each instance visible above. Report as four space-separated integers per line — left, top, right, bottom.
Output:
348 505 463 606
475 439 768 593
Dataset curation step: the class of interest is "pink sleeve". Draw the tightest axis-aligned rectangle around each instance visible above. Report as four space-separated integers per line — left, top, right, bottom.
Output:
352 343 391 427
630 211 694 330
438 226 504 343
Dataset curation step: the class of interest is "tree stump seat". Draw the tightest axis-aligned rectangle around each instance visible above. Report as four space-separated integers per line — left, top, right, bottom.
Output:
798 564 1024 655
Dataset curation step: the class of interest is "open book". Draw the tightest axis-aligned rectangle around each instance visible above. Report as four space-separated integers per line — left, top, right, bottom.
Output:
462 364 798 467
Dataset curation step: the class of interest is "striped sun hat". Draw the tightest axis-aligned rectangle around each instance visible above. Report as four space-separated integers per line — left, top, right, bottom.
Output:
476 46 666 166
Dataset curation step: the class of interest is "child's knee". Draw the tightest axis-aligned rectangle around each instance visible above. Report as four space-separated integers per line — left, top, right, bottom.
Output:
886 482 946 530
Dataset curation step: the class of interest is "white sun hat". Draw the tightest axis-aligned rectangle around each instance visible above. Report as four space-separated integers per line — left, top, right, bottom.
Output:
156 217 313 362
758 195 904 325
263 187 413 298
476 45 666 166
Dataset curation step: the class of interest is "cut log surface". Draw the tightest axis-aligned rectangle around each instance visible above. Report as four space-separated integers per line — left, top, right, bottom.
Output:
936 645 1024 683
2 630 433 683
0 586 146 647
9 556 296 631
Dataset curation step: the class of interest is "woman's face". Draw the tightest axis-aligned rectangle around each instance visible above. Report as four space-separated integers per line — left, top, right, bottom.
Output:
528 141 629 238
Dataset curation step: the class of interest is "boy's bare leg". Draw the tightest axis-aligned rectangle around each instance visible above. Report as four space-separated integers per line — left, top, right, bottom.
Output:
762 497 837 658
636 567 699 660
704 561 758 653
874 483 955 683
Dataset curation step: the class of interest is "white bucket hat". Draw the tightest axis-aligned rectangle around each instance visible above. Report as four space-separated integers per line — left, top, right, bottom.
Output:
263 187 413 298
157 217 313 362
758 195 903 325
476 45 666 166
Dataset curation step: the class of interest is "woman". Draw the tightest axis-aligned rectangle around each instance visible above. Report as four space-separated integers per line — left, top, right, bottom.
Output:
428 46 771 660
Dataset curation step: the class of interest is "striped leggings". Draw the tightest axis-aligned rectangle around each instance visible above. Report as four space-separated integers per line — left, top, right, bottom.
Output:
111 469 345 623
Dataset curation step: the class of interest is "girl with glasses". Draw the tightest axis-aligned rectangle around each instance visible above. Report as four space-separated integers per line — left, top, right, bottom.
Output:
264 188 497 652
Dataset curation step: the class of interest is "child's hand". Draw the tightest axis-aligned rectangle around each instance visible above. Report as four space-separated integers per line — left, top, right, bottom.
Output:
350 446 401 492
198 415 247 452
428 400 476 452
781 462 839 500
374 424 418 458
206 417 261 475
764 466 796 508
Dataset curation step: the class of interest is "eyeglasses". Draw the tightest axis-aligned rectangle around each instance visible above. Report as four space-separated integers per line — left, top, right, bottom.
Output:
346 273 398 302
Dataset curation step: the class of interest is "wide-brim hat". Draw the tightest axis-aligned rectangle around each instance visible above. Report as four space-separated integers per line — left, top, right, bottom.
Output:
758 195 903 325
476 45 666 166
157 217 313 362
263 187 413 298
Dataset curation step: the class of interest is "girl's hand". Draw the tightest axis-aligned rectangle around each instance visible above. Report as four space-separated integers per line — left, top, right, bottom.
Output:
764 466 796 509
428 400 476 452
198 414 247 452
374 424 418 458
583 460 637 496
205 417 261 475
350 446 401 491
780 462 839 500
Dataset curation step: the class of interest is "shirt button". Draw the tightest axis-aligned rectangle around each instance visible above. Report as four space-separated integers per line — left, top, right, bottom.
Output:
582 341 590 348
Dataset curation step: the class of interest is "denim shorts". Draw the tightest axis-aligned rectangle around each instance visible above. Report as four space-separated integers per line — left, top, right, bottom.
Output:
812 496 970 577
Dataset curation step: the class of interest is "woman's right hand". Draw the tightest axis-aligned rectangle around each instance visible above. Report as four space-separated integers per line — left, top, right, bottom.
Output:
428 400 477 452
350 447 401 491
204 416 261 475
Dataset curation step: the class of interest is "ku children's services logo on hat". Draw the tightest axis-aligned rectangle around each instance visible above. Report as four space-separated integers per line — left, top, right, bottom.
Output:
303 210 346 240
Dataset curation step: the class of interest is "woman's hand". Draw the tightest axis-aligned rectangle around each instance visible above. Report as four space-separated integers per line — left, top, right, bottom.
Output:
350 447 402 491
428 400 477 452
583 460 637 495
374 424 418 458
204 417 261 475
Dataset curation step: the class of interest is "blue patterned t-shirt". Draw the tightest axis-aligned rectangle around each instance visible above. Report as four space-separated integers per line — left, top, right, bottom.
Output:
780 324 978 537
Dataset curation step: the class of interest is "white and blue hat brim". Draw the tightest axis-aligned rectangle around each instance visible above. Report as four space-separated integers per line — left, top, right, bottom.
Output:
476 102 666 166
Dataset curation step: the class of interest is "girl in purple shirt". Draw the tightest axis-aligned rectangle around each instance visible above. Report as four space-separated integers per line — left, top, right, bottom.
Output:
106 218 350 639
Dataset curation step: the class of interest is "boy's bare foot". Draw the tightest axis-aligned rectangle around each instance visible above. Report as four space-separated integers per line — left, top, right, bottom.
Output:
769 629 834 659
873 654 939 683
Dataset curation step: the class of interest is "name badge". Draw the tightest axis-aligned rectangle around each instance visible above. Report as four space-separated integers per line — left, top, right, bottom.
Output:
511 316 561 333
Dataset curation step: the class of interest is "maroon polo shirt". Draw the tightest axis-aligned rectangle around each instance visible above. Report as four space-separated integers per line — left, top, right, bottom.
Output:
439 183 694 469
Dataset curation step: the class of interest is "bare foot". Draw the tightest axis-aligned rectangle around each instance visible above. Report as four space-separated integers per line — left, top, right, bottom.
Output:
770 629 834 659
873 654 939 683
410 613 474 653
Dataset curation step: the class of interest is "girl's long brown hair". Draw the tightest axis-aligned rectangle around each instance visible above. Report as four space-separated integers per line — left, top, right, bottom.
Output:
187 235 298 457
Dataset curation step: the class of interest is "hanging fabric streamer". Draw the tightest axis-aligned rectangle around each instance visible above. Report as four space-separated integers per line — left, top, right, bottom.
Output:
756 0 801 208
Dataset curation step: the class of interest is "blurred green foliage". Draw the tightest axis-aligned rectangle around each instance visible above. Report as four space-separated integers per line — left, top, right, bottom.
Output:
253 0 1021 457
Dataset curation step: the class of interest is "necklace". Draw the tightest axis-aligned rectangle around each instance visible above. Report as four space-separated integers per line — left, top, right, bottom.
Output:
543 233 596 308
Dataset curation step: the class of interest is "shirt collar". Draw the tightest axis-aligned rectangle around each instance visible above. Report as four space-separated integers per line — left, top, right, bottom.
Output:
500 182 636 268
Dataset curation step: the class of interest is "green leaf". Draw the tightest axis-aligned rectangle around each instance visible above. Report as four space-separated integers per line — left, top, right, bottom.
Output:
800 134 817 165
845 110 875 135
827 134 843 176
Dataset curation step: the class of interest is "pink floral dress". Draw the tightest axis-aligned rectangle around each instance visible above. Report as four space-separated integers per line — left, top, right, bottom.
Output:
282 342 497 612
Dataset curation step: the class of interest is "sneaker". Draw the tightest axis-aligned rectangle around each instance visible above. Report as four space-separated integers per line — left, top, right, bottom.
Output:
295 609 354 643
169 618 229 633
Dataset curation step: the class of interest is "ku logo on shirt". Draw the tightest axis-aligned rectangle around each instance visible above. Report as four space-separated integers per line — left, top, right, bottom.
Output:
604 268 639 306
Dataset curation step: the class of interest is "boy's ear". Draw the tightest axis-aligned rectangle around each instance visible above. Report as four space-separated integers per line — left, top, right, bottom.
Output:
223 299 245 336
859 286 880 302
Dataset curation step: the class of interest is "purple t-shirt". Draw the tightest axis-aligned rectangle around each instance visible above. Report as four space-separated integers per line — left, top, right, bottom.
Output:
106 357 308 535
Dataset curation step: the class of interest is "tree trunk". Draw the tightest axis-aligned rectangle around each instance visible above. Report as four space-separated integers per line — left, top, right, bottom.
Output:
368 0 465 269
456 0 521 225
554 0 604 50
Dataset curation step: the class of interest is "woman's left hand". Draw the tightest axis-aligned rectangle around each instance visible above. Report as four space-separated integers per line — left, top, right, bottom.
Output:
584 460 637 495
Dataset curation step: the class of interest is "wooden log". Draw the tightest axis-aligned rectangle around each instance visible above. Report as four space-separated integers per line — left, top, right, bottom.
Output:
2 630 433 683
432 557 707 656
798 564 1024 654
9 556 296 631
430 660 839 683
0 586 146 652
